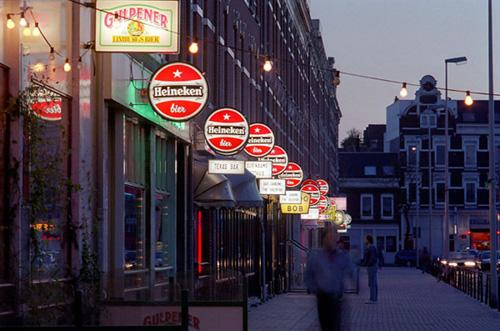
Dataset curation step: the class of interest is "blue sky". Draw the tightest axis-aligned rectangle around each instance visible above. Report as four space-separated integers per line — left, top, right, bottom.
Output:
309 0 500 140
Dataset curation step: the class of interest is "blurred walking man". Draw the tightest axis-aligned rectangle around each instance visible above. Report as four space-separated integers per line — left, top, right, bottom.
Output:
361 235 378 304
305 231 353 331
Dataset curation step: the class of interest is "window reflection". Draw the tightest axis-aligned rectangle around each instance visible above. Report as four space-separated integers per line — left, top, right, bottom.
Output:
155 194 169 268
124 185 145 271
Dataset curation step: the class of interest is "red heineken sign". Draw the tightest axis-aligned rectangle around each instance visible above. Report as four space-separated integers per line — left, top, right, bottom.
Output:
244 123 275 157
149 62 208 121
317 195 329 213
301 179 317 187
301 183 320 206
204 108 249 155
278 162 303 188
259 145 288 176
31 98 63 121
316 179 329 196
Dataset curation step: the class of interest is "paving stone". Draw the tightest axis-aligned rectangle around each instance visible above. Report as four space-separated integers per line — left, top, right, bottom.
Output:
248 267 500 331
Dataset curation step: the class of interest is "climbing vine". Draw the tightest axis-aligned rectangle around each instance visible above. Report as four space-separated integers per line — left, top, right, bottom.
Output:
2 80 100 325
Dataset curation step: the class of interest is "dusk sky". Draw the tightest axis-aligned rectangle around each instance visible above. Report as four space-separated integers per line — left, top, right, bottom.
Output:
309 0 500 141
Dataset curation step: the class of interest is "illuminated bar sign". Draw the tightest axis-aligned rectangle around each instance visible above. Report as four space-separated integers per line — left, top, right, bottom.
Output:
316 179 329 196
278 162 303 188
301 183 320 206
245 161 272 179
244 123 275 157
204 108 249 156
281 192 310 214
259 145 288 176
300 207 320 220
279 191 302 204
208 160 245 175
95 0 180 53
259 179 286 195
149 62 208 121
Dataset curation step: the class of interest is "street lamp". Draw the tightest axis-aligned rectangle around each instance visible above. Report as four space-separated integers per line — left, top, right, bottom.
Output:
443 56 467 260
487 0 498 308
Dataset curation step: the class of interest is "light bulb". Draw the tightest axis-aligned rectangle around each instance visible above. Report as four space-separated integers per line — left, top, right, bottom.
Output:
464 91 473 106
400 82 408 98
6 15 15 29
63 58 71 72
189 41 199 54
32 22 40 37
263 59 273 72
48 47 55 61
19 13 27 27
23 24 31 37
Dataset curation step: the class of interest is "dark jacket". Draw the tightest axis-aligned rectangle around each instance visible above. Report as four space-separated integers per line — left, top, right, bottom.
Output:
362 246 378 267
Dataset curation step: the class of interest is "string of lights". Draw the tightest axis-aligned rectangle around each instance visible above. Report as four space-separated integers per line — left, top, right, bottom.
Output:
4 0 500 103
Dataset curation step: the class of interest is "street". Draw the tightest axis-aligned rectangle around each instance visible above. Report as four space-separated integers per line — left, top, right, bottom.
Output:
249 267 500 331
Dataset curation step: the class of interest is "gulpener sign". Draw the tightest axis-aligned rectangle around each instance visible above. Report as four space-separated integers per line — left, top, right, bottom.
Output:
149 62 208 121
204 108 249 155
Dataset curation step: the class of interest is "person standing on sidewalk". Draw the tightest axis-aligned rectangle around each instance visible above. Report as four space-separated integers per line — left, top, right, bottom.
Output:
361 235 378 304
305 231 353 331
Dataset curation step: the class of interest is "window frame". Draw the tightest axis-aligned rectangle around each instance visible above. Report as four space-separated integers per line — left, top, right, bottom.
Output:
360 194 374 220
380 194 394 220
464 141 477 168
363 166 376 176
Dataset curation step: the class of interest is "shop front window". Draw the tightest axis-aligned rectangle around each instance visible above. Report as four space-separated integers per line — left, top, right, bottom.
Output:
124 185 145 271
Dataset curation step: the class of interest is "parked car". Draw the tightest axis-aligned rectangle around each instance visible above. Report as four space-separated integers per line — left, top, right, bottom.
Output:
439 252 477 268
395 249 417 266
476 251 500 271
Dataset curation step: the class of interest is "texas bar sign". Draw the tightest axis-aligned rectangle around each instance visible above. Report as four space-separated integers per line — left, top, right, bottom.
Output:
95 0 179 53
278 162 303 188
259 145 288 176
149 62 208 121
204 108 249 155
244 123 275 157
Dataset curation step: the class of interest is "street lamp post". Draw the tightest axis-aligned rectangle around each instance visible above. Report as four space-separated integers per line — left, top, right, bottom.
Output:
443 56 467 259
487 0 498 308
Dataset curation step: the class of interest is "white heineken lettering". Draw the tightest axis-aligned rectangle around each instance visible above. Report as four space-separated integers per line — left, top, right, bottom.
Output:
170 103 186 113
207 126 246 135
153 85 204 97
220 139 232 147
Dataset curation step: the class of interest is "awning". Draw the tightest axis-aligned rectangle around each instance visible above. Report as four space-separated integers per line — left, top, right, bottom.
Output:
226 170 263 208
193 159 236 208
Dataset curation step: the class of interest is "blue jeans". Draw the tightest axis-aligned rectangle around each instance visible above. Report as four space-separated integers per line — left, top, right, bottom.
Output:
367 266 378 302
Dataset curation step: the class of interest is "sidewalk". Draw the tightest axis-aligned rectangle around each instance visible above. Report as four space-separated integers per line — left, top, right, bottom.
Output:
248 267 500 331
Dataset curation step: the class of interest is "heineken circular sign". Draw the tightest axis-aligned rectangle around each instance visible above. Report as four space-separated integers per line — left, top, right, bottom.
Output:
244 123 275 157
316 179 329 196
301 179 317 187
278 162 303 188
204 108 249 155
301 184 320 206
259 145 288 176
149 62 208 121
317 195 329 213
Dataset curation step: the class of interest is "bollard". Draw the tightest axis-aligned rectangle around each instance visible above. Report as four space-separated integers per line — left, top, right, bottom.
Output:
74 289 83 327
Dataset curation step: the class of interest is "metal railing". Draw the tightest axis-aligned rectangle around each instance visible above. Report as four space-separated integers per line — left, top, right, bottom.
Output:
432 262 500 310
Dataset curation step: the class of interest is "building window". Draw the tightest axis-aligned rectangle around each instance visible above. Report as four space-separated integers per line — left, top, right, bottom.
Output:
420 113 436 128
408 144 418 167
464 143 476 167
364 166 376 176
465 181 477 205
381 194 394 219
382 166 395 176
376 236 385 252
386 236 397 252
435 145 445 167
360 194 374 219
436 182 445 204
